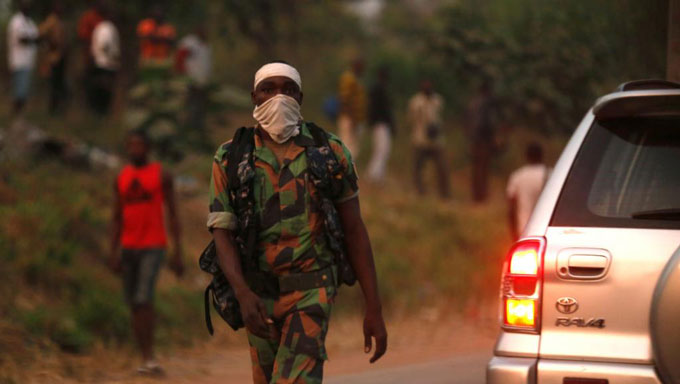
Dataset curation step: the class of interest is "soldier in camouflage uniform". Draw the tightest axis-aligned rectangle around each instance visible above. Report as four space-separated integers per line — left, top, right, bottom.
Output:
207 62 387 383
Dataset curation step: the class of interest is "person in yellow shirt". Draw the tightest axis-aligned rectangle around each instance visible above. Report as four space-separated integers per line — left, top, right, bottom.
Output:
337 59 366 159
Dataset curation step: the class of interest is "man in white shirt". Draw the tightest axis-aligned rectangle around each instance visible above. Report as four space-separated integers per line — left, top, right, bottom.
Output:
89 6 119 115
7 0 39 114
177 28 211 88
408 80 450 199
506 142 551 240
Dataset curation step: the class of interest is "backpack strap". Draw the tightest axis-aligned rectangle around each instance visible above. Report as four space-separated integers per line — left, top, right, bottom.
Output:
204 283 215 335
306 122 345 199
224 127 262 286
304 122 357 287
226 127 255 191
307 121 331 147
198 128 263 335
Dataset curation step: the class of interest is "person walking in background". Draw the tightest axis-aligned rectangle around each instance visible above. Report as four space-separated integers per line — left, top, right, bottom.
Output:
89 6 119 115
506 142 551 240
208 62 387 383
176 26 212 146
408 80 450 199
366 66 394 183
77 0 103 100
7 0 39 116
337 58 367 159
110 130 184 375
137 5 176 82
39 0 67 115
465 80 500 203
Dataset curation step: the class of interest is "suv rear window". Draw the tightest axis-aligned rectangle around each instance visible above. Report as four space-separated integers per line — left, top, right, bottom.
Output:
551 117 680 229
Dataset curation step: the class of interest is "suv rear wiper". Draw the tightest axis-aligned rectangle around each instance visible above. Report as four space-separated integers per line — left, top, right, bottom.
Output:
631 208 680 220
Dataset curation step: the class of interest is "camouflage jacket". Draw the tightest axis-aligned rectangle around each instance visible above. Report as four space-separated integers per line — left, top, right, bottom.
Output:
207 122 359 276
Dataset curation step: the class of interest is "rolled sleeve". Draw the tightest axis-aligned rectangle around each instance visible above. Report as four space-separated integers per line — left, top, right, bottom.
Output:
206 211 237 230
207 146 236 231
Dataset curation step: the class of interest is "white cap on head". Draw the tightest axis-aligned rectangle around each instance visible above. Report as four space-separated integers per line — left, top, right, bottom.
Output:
254 62 302 91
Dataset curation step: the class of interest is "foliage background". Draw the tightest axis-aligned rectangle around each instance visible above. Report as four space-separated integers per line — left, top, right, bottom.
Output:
0 0 669 132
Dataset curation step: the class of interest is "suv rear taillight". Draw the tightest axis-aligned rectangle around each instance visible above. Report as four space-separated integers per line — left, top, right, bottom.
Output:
501 237 546 333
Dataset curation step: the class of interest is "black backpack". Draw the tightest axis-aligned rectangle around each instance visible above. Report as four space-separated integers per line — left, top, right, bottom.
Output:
199 123 357 334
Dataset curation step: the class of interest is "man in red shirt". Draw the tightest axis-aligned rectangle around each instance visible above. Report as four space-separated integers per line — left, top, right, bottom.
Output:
77 0 103 66
109 130 184 375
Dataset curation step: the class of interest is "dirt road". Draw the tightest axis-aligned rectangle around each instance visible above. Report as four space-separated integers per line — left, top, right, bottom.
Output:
99 310 497 383
326 352 491 384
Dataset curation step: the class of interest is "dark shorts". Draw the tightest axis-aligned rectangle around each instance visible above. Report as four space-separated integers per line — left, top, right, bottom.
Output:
12 69 33 101
121 248 165 306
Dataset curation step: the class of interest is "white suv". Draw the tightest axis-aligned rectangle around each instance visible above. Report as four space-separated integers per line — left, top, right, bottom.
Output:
487 80 680 384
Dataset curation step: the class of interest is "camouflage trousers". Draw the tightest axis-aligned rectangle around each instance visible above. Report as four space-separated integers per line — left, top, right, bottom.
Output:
247 285 336 384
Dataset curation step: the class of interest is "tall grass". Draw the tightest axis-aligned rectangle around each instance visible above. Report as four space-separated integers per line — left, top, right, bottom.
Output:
0 161 206 358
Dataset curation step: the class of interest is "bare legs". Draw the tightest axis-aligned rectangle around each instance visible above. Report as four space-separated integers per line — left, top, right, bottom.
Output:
132 303 155 362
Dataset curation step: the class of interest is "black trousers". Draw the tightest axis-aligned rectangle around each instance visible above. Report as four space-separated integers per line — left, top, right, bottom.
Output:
49 57 67 114
88 67 116 115
471 141 491 202
184 85 210 149
413 146 450 198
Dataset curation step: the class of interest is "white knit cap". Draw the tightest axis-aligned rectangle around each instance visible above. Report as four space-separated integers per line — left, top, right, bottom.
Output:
253 62 302 91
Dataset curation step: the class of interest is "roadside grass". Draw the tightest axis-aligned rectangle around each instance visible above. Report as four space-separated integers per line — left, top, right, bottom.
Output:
0 160 210 379
332 170 513 317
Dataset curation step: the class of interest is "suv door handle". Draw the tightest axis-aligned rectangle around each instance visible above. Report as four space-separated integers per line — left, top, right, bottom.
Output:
557 249 612 280
568 255 607 277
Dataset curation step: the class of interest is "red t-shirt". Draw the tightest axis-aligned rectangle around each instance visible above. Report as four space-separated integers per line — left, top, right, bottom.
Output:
117 162 167 249
77 9 103 43
137 18 176 60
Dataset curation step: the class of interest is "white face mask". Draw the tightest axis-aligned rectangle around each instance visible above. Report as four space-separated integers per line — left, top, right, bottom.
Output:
252 94 303 144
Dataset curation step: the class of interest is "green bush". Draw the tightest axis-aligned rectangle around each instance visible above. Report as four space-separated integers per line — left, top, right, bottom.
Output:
16 307 50 338
73 285 130 344
155 286 207 347
51 316 93 354
380 0 668 132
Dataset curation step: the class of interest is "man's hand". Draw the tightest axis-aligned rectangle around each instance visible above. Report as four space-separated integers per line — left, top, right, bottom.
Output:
335 198 388 364
363 309 388 363
237 289 273 339
108 251 121 274
169 249 185 278
211 229 276 339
